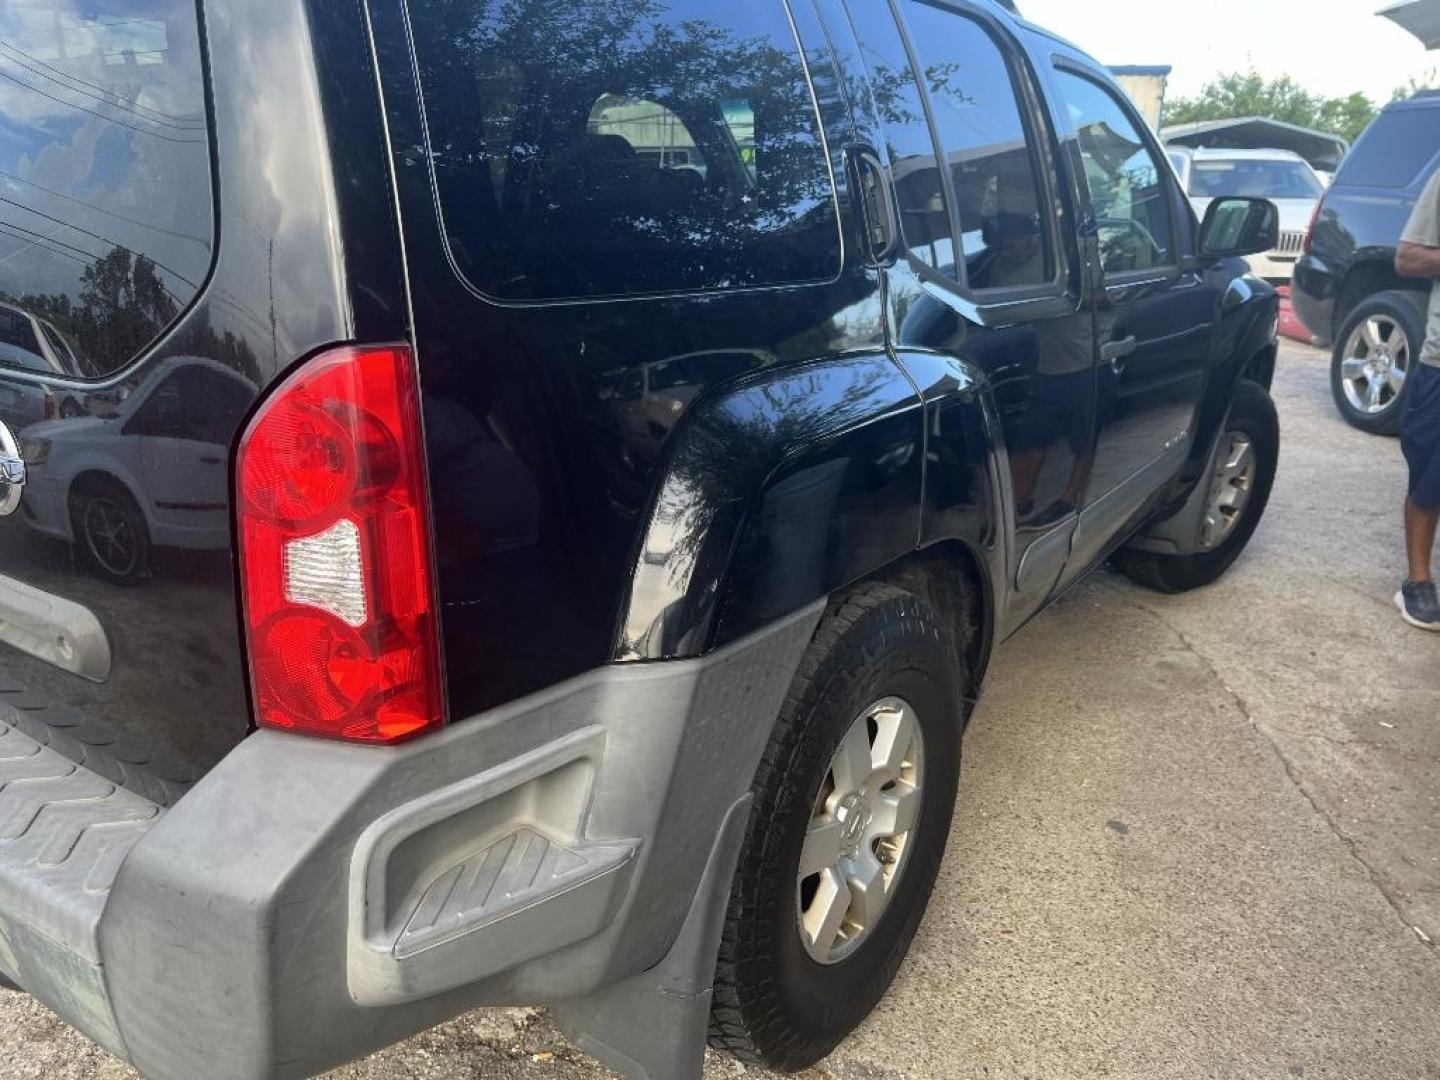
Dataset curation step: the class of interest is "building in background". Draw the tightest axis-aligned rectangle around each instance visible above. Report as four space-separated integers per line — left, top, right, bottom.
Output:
1109 65 1172 129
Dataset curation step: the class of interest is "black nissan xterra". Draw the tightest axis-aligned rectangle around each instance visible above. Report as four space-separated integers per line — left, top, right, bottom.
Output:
0 1 1281 1077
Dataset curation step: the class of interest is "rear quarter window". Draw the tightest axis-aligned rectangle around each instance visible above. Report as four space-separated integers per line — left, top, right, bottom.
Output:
0 2 214 379
1337 107 1440 189
406 0 842 302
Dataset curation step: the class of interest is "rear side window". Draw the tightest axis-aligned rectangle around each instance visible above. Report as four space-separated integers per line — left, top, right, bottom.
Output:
843 1 957 273
407 1 842 302
0 3 213 379
1338 108 1440 188
899 1 1053 290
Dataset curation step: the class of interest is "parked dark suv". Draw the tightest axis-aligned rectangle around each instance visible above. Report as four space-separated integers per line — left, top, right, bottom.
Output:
0 2 1280 1078
1294 93 1440 433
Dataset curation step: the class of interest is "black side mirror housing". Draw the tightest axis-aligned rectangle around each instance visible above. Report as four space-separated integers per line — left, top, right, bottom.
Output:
1198 197 1280 260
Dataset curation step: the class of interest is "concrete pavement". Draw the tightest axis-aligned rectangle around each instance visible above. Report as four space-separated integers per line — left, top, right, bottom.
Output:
3 342 1437 1079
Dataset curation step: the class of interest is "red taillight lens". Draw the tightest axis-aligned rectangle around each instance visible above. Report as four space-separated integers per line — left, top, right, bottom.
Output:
237 344 443 744
1303 197 1324 255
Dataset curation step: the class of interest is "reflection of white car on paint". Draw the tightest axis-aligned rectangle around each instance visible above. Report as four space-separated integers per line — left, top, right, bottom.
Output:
18 357 255 581
1167 147 1324 282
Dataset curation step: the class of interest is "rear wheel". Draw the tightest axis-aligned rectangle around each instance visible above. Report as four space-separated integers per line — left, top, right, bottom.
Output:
1114 379 1278 594
709 584 967 1072
1330 290 1426 435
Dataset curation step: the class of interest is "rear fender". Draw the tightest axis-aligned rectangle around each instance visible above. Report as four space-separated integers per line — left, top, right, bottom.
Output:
614 354 927 660
891 349 1007 680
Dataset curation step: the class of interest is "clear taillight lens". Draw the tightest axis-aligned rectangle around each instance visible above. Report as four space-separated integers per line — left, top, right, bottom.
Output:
236 344 443 744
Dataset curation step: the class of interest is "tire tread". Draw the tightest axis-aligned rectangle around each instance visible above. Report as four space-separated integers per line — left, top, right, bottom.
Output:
708 581 971 1069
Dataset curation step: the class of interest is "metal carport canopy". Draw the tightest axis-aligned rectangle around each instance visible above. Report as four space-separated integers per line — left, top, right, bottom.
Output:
1381 0 1440 49
1160 118 1350 174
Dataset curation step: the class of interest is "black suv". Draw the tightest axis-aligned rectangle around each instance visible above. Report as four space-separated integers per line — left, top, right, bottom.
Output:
1294 94 1440 433
0 2 1280 1078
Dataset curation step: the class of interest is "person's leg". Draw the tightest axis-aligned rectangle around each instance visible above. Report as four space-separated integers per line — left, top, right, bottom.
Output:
1397 364 1440 628
1397 434 1440 629
1405 496 1440 583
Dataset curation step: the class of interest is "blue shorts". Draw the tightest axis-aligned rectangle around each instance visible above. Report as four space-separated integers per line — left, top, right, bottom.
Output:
1402 362 1440 508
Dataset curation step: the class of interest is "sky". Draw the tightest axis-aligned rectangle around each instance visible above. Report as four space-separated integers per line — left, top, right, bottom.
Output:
1017 0 1437 105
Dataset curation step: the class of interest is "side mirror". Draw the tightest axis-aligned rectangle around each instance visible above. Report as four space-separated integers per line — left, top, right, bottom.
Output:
1198 196 1280 260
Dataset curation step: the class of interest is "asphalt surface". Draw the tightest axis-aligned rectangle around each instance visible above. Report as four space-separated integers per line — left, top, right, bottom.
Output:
2 341 1438 1079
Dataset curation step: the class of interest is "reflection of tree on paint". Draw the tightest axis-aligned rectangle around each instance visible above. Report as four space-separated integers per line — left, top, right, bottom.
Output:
0 246 258 384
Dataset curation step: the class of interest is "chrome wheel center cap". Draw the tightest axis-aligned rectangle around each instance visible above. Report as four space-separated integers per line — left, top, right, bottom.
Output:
836 791 872 857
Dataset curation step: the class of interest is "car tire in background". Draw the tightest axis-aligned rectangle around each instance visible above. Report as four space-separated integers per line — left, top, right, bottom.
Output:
70 477 151 585
1115 379 1279 594
1330 290 1428 435
709 583 967 1072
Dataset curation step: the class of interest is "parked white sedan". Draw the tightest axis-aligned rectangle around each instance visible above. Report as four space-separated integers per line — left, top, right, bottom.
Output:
1167 147 1324 282
17 356 256 581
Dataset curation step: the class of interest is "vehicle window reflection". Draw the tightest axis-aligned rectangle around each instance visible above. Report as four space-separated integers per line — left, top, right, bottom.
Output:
1055 70 1175 274
0 2 214 379
899 1 1053 290
409 0 841 300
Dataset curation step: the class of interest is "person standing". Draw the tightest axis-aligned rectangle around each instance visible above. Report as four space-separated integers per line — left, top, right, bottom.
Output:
1394 168 1440 629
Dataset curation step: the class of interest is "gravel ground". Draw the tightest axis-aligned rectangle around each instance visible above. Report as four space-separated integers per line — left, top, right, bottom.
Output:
2 341 1437 1079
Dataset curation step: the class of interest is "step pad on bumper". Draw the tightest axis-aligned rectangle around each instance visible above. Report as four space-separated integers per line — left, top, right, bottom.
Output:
0 708 165 1059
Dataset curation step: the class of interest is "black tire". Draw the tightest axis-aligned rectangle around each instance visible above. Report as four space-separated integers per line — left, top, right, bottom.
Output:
70 478 151 585
709 583 968 1072
1114 379 1278 594
1330 290 1427 436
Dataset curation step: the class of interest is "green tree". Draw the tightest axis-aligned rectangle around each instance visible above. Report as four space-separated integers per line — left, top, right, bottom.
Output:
1393 70 1439 102
1165 71 1377 144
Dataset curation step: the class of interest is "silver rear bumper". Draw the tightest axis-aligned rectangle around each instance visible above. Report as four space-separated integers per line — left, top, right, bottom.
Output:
0 603 822 1079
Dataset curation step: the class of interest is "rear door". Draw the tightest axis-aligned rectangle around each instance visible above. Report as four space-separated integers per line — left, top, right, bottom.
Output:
842 0 1098 623
1048 64 1213 566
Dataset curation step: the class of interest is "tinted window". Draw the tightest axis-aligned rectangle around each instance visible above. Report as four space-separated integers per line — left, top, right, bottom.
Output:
126 363 252 442
1055 71 1175 274
900 1 1051 290
1189 159 1322 199
408 1 840 301
843 1 955 271
1338 108 1440 188
0 3 213 379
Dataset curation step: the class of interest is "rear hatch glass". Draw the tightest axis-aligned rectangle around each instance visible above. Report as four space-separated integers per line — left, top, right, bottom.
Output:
1337 107 1440 189
0 2 212 378
0 1 239 777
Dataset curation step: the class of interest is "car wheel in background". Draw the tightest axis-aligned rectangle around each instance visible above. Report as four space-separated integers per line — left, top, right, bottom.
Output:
1114 379 1279 594
70 478 151 584
709 584 967 1072
1330 290 1427 435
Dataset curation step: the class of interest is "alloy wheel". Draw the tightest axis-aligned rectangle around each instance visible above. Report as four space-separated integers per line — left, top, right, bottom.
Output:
1339 314 1409 415
796 696 925 965
1197 430 1256 552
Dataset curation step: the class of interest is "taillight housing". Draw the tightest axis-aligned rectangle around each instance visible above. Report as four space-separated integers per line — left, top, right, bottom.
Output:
1303 197 1324 255
236 344 443 744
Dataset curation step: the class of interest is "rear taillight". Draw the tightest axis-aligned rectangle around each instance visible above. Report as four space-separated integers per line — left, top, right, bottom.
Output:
236 344 443 744
1303 197 1324 255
